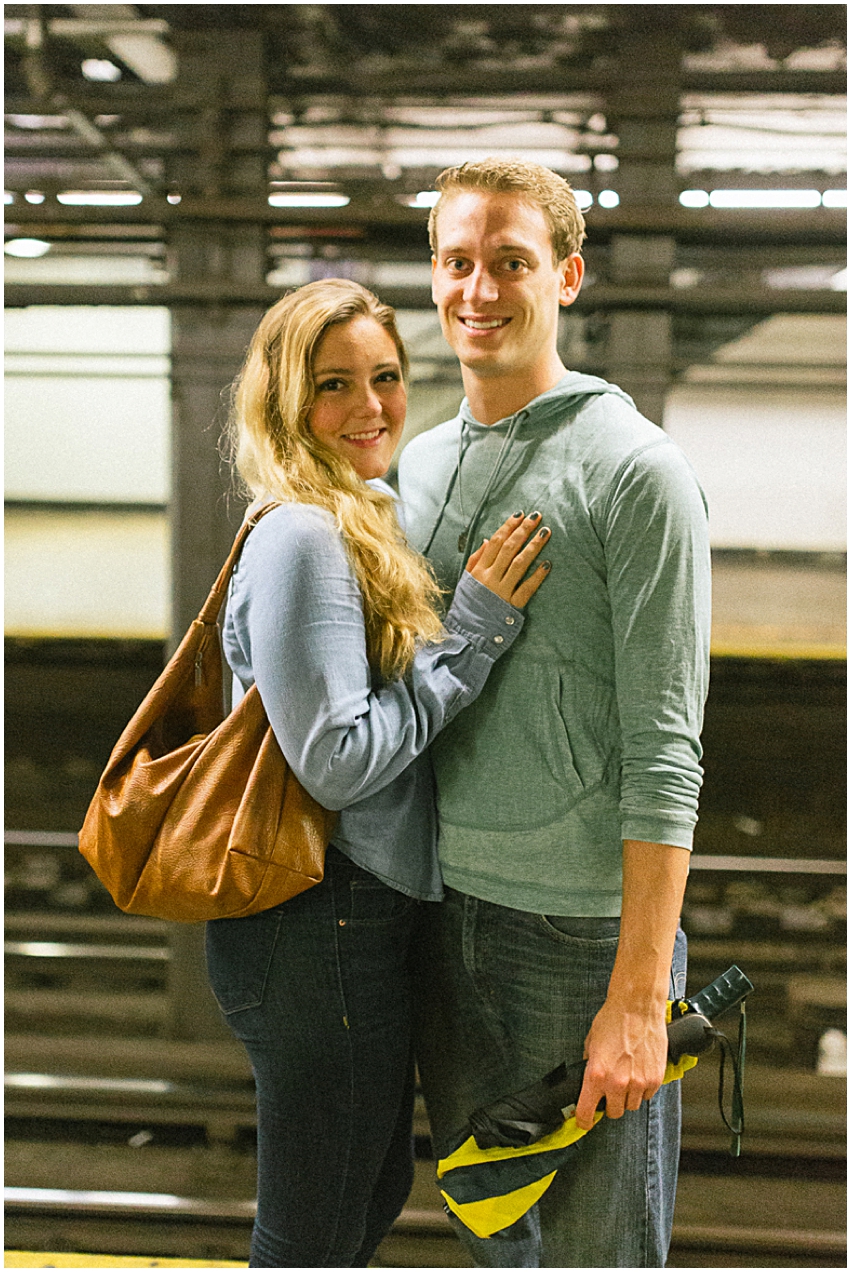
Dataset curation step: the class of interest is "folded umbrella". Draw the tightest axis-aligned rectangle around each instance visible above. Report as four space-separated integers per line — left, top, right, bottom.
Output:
436 966 752 1239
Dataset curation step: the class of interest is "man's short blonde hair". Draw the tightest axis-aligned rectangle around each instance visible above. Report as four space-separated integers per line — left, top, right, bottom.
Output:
428 158 587 262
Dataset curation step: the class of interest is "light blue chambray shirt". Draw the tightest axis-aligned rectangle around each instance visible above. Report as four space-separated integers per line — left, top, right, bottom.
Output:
222 500 524 901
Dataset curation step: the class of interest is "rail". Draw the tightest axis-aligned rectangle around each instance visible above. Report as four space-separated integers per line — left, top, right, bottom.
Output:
6 829 847 875
4 1185 846 1267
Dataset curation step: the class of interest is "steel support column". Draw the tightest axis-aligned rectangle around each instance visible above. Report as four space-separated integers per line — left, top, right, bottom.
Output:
606 237 676 426
166 28 269 1042
603 22 680 425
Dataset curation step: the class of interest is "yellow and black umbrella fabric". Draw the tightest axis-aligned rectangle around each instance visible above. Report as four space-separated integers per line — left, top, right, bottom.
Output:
435 965 754 1241
436 1044 697 1240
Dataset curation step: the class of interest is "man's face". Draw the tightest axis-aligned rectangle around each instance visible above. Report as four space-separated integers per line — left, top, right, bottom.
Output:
431 190 582 382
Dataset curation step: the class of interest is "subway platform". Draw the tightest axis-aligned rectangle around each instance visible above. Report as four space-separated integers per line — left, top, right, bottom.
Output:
6 1257 245 1268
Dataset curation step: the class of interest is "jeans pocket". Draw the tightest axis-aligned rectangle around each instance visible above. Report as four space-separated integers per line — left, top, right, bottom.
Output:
205 906 284 1015
348 876 417 924
538 914 621 942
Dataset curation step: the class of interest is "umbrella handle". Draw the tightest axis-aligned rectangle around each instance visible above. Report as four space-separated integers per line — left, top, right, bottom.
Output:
469 966 753 1149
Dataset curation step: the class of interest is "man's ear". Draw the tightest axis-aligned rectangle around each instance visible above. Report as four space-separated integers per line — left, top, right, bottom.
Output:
431 253 438 304
558 253 584 307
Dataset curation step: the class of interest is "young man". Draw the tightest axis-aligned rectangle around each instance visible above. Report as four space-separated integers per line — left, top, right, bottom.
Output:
398 159 711 1268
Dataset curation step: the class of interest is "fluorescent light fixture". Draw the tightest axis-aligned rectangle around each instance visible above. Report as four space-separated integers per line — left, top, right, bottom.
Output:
4 238 51 258
7 114 69 130
3 1187 187 1209
167 193 182 204
597 190 620 209
680 189 710 208
4 192 15 204
24 191 45 204
268 193 350 208
57 191 143 206
670 268 702 289
830 268 847 291
708 189 821 209
573 190 593 211
5 1073 173 1094
82 58 122 82
822 189 848 208
411 191 440 208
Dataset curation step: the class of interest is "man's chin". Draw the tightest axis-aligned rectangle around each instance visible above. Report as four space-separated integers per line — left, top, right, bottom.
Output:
457 351 515 378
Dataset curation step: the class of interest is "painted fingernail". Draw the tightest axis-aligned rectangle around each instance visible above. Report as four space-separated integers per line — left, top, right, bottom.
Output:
541 560 552 570
529 511 541 521
513 510 524 519
538 526 550 538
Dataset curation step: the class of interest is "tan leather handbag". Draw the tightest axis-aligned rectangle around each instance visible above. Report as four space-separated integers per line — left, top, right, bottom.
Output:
79 504 336 922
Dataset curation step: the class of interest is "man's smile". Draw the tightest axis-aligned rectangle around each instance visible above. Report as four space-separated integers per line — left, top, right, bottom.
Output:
459 316 512 331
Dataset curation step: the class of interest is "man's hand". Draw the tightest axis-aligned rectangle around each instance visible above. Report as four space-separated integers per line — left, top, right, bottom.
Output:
574 1000 669 1130
572 839 691 1132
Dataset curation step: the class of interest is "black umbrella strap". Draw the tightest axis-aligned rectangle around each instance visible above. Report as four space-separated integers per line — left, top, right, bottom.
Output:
711 1000 747 1157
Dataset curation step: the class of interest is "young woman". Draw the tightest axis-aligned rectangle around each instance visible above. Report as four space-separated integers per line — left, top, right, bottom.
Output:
204 278 551 1268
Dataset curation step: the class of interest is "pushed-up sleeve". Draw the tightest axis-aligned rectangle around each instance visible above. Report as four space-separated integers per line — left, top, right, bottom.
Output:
226 505 524 811
602 441 711 850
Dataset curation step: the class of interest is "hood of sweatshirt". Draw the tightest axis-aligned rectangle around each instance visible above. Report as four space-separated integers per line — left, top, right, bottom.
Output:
457 371 636 439
410 372 638 561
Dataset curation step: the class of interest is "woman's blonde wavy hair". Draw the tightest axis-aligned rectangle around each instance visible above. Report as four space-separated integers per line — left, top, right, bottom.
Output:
228 278 444 681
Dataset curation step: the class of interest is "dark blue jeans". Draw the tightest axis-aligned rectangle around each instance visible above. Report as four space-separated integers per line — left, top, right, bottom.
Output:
413 891 688 1268
205 847 420 1268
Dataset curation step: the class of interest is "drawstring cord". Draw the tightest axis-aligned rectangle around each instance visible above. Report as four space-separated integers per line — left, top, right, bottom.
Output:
455 408 527 560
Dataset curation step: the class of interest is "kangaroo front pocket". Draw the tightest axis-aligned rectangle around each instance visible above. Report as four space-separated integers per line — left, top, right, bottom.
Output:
431 655 587 832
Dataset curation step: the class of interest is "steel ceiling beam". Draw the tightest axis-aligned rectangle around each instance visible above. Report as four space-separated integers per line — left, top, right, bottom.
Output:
4 65 847 119
5 18 170 38
4 281 845 316
61 106 155 197
275 68 848 97
5 200 846 247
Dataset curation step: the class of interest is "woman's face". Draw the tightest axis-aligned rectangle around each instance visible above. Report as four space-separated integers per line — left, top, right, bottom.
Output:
307 315 407 481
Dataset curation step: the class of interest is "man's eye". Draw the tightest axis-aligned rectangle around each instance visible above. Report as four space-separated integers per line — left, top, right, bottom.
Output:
446 258 467 271
504 259 526 272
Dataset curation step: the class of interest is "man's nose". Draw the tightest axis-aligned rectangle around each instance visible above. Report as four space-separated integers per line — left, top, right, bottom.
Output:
463 265 499 305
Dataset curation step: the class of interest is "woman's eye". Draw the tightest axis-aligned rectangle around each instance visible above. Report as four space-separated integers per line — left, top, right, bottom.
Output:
316 378 344 392
376 370 401 384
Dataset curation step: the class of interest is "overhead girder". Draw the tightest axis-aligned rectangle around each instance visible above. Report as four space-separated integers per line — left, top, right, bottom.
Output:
4 280 845 317
5 199 845 247
4 67 847 114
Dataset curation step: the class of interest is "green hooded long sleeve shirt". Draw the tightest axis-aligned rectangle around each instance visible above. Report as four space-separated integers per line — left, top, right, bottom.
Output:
398 373 711 916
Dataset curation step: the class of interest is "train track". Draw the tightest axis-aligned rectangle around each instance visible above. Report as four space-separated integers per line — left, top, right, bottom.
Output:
5 1174 846 1268
5 1041 846 1267
6 837 846 1265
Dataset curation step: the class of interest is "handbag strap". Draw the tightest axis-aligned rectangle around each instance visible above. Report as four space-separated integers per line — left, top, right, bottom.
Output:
197 502 280 626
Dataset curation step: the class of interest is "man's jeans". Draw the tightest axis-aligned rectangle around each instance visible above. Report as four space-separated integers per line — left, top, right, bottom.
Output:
414 889 688 1268
205 847 418 1268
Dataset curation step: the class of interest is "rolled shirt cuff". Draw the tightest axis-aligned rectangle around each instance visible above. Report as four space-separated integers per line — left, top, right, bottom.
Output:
444 571 525 657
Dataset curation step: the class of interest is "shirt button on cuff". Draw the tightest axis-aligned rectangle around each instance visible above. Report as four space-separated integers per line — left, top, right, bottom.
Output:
493 635 505 644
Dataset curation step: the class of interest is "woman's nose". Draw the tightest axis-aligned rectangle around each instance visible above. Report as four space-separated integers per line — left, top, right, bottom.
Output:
357 385 384 416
